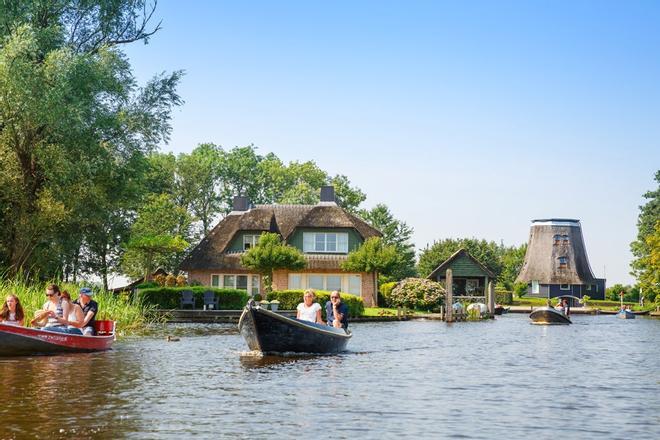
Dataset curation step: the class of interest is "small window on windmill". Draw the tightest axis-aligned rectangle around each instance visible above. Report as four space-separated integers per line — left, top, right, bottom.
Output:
553 234 561 245
558 256 568 268
562 235 570 244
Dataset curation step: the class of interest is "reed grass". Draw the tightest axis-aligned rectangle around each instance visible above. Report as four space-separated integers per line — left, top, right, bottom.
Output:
0 278 162 336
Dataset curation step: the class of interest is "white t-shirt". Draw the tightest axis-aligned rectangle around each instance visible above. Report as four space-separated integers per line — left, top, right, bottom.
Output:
296 302 321 323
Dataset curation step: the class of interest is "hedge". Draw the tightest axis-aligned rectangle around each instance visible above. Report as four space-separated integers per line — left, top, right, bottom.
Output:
378 281 397 308
266 290 364 317
495 287 513 305
137 287 250 309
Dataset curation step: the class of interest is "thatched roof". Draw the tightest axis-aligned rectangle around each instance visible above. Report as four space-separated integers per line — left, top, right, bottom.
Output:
427 248 496 280
180 203 381 271
516 219 597 285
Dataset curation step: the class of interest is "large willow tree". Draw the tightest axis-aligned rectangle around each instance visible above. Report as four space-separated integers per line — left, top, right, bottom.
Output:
0 1 182 286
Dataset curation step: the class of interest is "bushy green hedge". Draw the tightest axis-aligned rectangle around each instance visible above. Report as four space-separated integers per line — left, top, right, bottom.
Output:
266 290 364 317
137 287 249 309
494 286 513 305
378 281 397 307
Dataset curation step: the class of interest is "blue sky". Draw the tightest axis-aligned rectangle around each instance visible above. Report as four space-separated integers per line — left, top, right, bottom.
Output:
123 0 660 285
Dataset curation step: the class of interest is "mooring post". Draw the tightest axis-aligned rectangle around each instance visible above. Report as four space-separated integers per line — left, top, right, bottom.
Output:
446 269 453 322
488 281 495 316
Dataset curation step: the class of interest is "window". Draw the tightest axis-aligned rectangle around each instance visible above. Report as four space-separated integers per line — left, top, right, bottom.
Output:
326 275 342 292
532 280 540 294
223 275 236 288
348 275 361 295
251 275 260 295
237 275 248 290
289 274 302 290
558 256 568 268
586 284 592 291
211 275 220 287
553 234 561 245
303 232 349 253
562 235 570 243
308 275 324 290
243 234 261 250
560 284 570 290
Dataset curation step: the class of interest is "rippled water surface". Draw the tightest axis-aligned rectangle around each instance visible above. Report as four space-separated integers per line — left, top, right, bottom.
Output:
1 314 659 439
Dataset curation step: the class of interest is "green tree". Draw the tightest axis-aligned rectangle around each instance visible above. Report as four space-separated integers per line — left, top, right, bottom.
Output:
498 244 527 290
122 194 192 279
176 143 224 235
240 233 306 292
0 2 182 278
341 237 399 298
417 238 503 278
358 204 417 281
630 171 660 303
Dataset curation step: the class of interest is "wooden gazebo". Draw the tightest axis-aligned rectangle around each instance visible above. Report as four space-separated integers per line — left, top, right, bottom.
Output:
427 248 496 300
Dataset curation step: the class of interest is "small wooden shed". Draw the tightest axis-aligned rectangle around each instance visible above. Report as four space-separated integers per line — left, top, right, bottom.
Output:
427 249 495 298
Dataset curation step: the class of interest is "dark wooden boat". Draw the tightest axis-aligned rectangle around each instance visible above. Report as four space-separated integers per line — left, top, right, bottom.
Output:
494 305 510 315
0 321 116 356
238 300 351 354
529 306 572 325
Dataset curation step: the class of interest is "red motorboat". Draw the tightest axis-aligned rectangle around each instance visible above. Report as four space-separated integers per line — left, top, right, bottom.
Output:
0 321 116 356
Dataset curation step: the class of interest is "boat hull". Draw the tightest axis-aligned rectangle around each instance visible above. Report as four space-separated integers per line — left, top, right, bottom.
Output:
0 324 115 356
238 302 351 354
494 306 509 315
617 310 635 319
529 307 572 325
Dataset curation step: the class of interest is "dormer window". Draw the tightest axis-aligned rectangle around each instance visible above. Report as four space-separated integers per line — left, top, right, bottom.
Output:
243 234 261 250
562 234 569 243
303 232 349 253
558 256 568 268
553 234 561 245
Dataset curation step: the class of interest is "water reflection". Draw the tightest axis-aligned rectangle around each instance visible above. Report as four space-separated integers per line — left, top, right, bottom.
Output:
1 316 659 439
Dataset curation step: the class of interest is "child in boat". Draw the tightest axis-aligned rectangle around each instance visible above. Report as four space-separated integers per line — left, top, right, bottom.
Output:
296 289 324 324
0 294 25 326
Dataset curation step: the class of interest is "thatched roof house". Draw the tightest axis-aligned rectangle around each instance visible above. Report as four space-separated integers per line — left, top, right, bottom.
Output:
516 219 605 300
180 186 382 306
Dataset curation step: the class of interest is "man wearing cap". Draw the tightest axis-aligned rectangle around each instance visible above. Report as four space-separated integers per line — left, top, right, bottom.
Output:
74 287 98 336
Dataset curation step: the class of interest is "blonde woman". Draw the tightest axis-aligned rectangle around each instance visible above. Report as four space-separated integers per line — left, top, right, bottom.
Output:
296 289 324 324
60 290 85 335
0 294 25 326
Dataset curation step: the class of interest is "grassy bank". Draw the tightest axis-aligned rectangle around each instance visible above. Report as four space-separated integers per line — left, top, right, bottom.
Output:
0 278 159 336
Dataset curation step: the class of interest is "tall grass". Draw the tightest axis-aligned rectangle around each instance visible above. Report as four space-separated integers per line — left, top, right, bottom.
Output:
0 278 161 336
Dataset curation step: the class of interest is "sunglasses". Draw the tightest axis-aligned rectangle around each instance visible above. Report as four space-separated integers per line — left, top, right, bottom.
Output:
331 296 339 299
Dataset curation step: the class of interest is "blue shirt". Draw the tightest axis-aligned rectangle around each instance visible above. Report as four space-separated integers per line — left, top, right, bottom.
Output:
325 301 349 329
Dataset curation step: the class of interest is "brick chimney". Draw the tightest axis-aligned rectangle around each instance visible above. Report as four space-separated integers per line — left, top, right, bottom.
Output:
319 186 336 205
231 196 251 213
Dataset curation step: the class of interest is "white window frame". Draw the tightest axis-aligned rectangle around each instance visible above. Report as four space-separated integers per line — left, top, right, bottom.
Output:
531 280 540 294
210 273 260 294
286 273 362 296
302 232 349 253
560 284 571 291
243 234 261 250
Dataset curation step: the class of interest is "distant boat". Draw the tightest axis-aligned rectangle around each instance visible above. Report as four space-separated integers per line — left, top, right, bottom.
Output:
617 309 635 319
238 300 351 354
494 305 510 315
529 306 572 325
0 321 116 356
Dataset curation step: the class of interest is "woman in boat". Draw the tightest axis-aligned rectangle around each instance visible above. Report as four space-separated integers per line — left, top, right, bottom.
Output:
60 290 85 335
296 289 324 324
32 284 71 333
0 294 25 326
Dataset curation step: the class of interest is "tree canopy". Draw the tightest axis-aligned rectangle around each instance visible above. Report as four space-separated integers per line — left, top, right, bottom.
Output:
630 170 660 303
240 233 306 292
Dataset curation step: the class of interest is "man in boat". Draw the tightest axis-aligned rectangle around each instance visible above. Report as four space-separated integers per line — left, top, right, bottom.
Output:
74 287 98 336
325 291 349 329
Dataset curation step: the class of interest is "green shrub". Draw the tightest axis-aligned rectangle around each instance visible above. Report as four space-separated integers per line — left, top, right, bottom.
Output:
390 278 445 310
494 285 513 305
266 290 364 317
137 287 249 309
378 281 397 307
135 281 158 289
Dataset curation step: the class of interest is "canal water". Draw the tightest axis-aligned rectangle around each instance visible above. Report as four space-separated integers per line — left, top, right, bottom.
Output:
1 314 659 439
